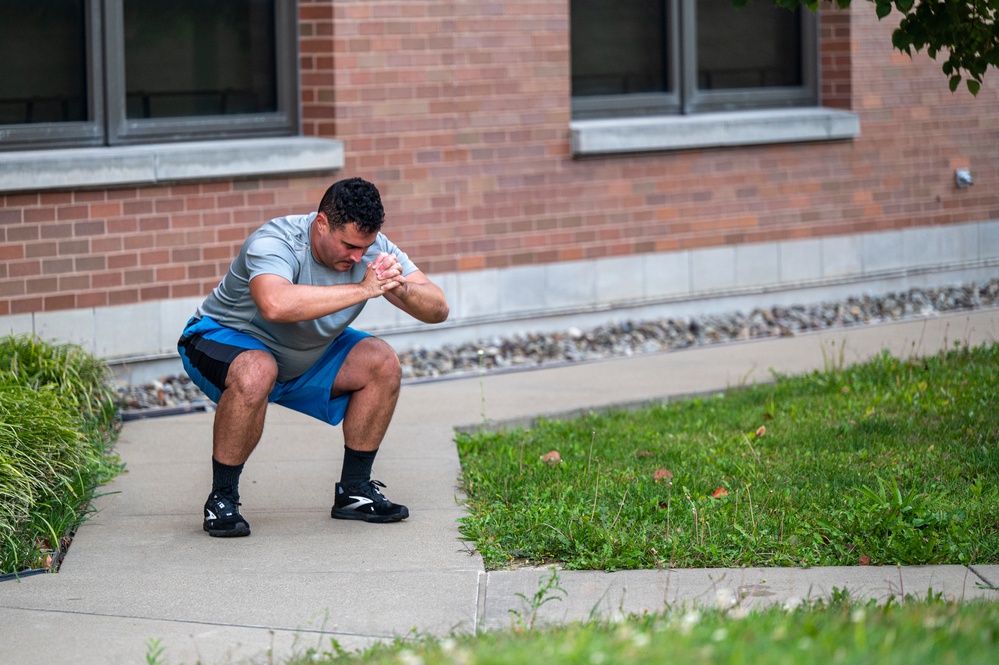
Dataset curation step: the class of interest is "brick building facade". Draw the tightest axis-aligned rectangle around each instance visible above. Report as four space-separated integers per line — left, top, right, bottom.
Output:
1 2 997 381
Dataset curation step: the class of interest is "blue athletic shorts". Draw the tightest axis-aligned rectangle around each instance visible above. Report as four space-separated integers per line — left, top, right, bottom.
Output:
177 316 370 426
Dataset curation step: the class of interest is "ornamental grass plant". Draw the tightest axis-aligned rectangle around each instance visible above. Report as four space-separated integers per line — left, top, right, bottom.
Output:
456 342 999 571
0 334 122 576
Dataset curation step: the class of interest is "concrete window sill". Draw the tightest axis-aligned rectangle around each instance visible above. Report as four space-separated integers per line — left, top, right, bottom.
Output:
570 108 860 156
0 136 344 193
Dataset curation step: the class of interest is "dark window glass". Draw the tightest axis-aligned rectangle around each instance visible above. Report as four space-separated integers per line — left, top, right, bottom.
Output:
0 1 88 125
123 0 277 119
571 0 669 97
696 0 801 90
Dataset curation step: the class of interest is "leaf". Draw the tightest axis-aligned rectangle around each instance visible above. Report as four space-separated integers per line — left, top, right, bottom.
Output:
894 0 914 12
967 79 981 96
858 555 871 566
540 450 561 466
876 0 892 19
712 487 729 499
755 425 767 438
892 33 912 56
654 469 674 483
949 75 961 92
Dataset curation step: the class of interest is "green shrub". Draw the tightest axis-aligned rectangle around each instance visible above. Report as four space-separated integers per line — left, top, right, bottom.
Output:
0 333 118 434
0 334 122 576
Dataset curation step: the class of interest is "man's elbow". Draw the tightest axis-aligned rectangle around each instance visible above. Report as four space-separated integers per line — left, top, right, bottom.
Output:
415 298 449 324
429 302 449 324
256 298 292 323
250 277 297 323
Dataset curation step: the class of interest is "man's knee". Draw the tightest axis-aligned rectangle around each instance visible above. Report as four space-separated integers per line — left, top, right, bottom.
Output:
333 337 402 397
350 337 401 386
364 337 402 384
225 350 279 401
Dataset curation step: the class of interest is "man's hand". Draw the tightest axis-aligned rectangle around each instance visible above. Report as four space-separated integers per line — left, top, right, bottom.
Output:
367 252 406 294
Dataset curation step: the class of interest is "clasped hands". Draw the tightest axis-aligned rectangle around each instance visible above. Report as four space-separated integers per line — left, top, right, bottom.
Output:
367 252 406 293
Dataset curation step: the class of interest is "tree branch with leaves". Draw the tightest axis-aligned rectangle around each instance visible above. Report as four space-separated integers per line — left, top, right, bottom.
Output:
749 0 998 95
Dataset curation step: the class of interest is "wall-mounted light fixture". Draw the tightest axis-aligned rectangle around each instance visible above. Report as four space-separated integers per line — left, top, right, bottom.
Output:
955 168 974 188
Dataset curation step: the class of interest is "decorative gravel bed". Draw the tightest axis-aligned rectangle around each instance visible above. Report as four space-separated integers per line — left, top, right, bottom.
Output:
117 279 999 418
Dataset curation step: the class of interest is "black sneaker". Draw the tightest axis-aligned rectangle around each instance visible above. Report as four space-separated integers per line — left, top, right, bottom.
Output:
203 491 250 537
332 480 409 523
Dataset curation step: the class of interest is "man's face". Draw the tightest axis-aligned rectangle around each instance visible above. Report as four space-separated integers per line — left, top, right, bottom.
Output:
313 216 378 272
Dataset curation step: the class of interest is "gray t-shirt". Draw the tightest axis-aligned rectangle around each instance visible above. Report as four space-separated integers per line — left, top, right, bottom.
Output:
197 212 417 381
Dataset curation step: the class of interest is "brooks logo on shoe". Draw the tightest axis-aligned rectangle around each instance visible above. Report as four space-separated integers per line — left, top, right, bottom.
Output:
342 496 375 511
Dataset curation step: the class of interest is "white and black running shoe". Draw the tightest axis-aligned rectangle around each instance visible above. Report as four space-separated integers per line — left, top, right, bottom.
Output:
331 479 409 523
203 491 250 537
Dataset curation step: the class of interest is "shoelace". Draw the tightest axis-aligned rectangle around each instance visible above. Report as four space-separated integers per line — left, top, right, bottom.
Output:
359 479 388 500
212 492 241 507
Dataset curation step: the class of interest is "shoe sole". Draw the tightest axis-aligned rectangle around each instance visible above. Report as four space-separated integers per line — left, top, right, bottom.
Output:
331 507 409 523
203 523 251 537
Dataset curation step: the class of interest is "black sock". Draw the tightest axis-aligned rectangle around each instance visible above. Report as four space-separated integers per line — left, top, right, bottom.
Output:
340 446 378 489
212 457 244 501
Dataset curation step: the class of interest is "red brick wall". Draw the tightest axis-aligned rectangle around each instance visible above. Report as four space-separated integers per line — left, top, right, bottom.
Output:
0 180 329 317
846 9 997 225
2 1 998 318
324 1 998 270
322 0 574 273
819 3 852 110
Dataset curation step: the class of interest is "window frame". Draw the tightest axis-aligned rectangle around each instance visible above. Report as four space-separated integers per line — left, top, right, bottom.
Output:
0 0 299 151
0 0 105 150
103 0 300 146
570 0 818 120
571 0 681 119
682 0 818 114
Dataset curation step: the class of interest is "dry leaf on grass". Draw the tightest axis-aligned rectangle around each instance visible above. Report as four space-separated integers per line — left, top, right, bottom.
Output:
540 450 561 466
654 469 674 483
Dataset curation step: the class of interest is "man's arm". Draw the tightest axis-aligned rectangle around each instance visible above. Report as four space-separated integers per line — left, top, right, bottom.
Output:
382 270 450 323
249 264 397 323
249 252 447 324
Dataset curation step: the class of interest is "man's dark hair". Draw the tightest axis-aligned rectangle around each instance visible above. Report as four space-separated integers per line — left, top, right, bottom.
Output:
318 177 385 234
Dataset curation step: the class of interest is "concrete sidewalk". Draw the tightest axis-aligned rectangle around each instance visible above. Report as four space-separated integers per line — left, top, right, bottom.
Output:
2 310 999 664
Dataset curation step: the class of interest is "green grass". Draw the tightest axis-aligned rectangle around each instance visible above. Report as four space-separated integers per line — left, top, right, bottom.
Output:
283 596 999 665
456 342 999 570
0 334 122 576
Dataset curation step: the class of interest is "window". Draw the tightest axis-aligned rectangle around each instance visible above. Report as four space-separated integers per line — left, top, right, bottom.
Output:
0 0 298 151
571 0 817 119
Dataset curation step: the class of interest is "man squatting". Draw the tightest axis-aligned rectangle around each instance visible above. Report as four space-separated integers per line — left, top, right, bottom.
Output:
178 177 450 536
